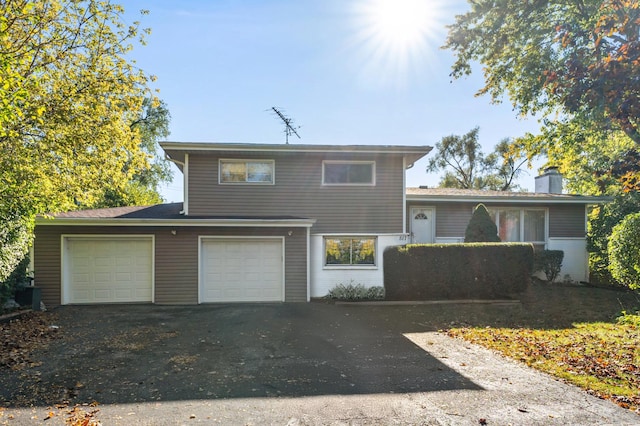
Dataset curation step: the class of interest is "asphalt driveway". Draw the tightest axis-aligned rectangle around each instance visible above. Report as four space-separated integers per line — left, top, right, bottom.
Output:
2 303 638 425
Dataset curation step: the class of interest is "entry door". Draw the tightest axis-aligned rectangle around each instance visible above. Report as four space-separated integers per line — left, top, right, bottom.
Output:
411 207 434 243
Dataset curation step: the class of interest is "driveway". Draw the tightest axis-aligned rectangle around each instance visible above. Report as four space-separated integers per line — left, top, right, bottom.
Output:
1 303 638 425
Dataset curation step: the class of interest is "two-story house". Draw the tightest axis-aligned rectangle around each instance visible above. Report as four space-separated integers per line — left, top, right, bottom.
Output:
33 144 606 307
33 142 431 306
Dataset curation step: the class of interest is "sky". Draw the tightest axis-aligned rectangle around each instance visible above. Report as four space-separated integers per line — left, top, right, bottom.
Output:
121 0 544 202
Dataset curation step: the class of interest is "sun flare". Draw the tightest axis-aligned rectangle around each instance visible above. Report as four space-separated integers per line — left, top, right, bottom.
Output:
351 0 446 87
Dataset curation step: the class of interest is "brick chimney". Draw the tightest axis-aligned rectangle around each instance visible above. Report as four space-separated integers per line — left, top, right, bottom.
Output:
535 167 563 194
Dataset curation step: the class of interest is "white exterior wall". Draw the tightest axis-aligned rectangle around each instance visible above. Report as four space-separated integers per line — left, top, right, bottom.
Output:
435 237 464 244
310 234 408 297
547 237 588 282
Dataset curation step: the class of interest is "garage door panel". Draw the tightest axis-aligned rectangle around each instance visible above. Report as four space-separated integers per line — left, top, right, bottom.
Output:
66 237 153 304
201 239 283 303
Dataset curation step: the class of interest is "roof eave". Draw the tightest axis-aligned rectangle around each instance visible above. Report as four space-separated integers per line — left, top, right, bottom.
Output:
405 195 611 204
36 217 317 228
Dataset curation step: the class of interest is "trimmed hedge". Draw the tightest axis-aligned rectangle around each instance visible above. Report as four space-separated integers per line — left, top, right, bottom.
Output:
384 243 534 300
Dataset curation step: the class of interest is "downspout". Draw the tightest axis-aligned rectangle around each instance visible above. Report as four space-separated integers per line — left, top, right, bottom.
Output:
306 226 311 302
403 156 408 234
164 153 188 215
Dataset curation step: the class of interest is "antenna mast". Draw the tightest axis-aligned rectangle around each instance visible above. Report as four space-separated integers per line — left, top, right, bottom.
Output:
271 107 301 144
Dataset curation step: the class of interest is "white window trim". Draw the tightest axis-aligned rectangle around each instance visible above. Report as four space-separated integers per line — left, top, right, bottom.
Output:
484 206 548 246
218 158 275 185
321 160 376 186
323 235 378 269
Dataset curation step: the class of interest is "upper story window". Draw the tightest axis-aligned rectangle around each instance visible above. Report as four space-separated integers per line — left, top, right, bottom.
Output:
487 208 547 249
322 161 375 186
219 159 274 184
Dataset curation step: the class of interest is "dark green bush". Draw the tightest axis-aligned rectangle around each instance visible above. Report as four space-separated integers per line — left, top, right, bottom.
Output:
1 253 31 305
384 243 533 300
465 204 500 242
608 212 640 290
533 250 564 283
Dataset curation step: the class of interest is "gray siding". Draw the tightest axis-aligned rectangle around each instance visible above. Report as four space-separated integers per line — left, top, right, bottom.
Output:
408 202 587 240
188 153 404 234
34 225 308 307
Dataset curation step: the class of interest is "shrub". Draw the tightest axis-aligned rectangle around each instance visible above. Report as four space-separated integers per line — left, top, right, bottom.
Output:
327 281 385 301
533 250 564 282
0 253 31 306
608 212 640 290
587 191 640 286
384 243 533 300
465 204 500 242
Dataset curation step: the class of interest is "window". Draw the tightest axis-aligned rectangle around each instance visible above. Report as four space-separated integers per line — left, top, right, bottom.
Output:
219 159 274 184
323 161 375 185
488 208 546 248
325 237 376 266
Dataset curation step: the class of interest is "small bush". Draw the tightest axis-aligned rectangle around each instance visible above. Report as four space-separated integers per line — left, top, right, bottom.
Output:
366 286 385 300
608 212 640 290
327 281 385 301
1 253 31 306
533 250 564 282
616 309 640 327
465 204 500 242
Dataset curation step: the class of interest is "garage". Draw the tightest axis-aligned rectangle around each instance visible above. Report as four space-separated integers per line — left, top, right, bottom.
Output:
63 236 154 304
200 237 284 303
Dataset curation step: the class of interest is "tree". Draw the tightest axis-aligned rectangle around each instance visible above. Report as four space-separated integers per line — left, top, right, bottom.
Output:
445 0 640 145
427 127 526 190
1 0 154 280
588 191 640 285
465 204 501 242
608 212 640 290
90 97 173 208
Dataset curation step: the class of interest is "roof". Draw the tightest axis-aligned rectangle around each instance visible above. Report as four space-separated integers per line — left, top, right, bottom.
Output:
160 141 432 170
37 203 316 227
406 187 610 204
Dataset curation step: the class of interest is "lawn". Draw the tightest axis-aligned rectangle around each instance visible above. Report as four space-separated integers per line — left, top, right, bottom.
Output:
448 310 640 412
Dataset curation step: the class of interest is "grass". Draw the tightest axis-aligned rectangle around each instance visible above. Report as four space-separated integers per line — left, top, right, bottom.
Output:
447 310 640 412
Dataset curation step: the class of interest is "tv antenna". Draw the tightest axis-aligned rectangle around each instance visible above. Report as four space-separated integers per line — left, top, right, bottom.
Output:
271 107 300 144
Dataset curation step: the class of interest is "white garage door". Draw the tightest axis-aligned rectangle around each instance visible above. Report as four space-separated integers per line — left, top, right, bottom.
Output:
65 237 153 304
200 238 284 303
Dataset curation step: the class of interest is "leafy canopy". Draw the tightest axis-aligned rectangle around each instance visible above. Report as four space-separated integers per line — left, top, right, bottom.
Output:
445 0 640 145
427 127 527 191
0 0 156 280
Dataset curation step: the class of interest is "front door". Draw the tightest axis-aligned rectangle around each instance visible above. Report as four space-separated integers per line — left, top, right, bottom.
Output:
411 207 434 243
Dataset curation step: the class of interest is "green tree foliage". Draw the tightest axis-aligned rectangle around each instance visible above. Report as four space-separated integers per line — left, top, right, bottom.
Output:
588 192 640 285
427 127 526 190
1 0 155 280
608 212 640 290
445 0 640 145
90 97 173 208
465 204 501 242
446 0 640 194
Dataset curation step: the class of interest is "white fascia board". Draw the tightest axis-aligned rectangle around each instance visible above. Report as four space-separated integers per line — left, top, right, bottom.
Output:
405 196 610 205
36 218 317 228
160 142 430 156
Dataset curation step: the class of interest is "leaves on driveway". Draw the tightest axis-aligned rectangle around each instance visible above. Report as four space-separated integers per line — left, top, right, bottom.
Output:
1 312 61 370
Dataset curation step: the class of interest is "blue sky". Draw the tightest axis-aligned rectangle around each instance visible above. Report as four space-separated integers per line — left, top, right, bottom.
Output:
122 0 543 202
